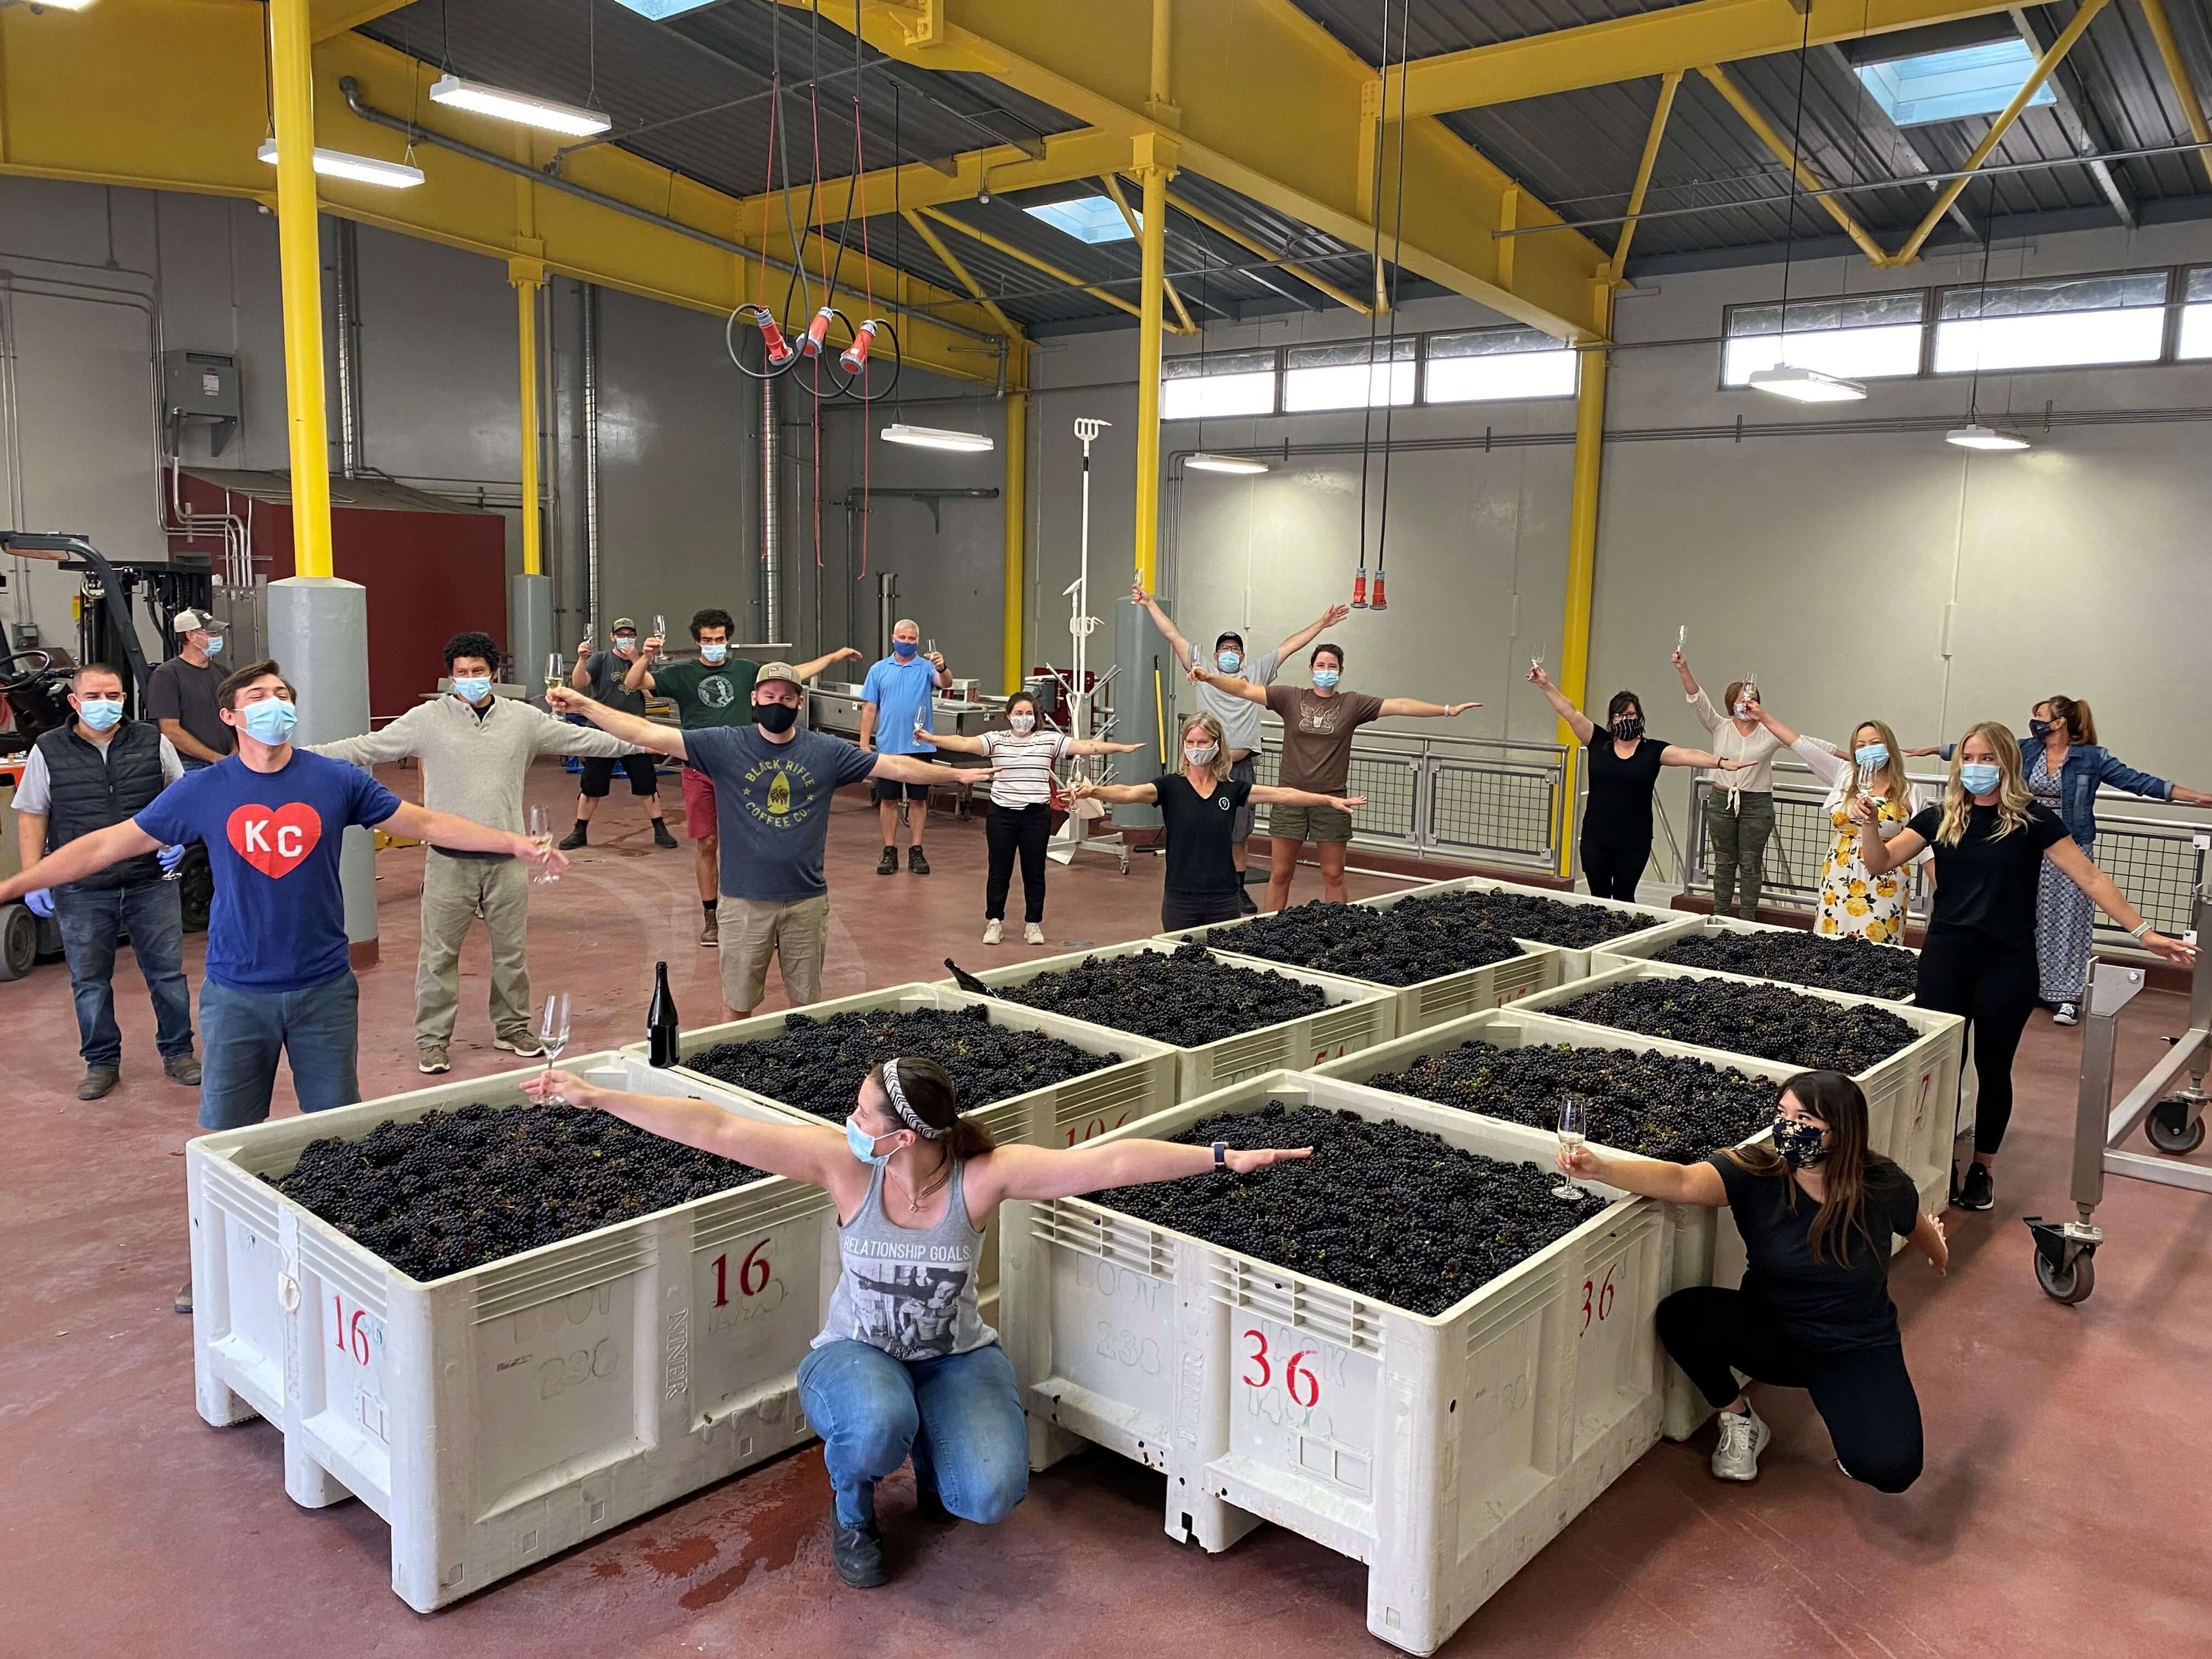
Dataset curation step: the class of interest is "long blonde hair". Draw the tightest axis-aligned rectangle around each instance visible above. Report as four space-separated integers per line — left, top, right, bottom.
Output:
1847 719 1913 810
1179 712 1233 782
1937 720 2034 846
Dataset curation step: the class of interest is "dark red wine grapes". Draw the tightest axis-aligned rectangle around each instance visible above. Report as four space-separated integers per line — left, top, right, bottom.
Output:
1654 928 1918 1001
271 1103 767 1281
1550 976 1919 1073
995 942 1326 1043
1091 1102 1607 1316
1192 900 1526 986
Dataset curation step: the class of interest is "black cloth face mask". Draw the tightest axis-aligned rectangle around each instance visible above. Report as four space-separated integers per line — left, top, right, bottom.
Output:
753 701 799 734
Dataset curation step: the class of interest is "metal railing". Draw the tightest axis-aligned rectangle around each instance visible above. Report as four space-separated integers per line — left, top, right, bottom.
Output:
1247 728 1568 872
1681 762 2211 942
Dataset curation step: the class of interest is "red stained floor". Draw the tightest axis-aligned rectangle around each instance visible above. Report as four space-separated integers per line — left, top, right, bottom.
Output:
4 765 2208 1657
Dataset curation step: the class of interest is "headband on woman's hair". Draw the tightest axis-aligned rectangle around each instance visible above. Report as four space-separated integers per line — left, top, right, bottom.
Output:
881 1059 944 1140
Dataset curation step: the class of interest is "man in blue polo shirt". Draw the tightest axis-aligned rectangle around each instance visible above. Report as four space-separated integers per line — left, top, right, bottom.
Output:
857 618 951 876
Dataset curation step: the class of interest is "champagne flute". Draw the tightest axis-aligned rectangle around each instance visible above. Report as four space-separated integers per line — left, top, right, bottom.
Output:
1553 1094 1589 1200
526 804 558 885
537 992 572 1103
545 651 565 699
653 614 668 660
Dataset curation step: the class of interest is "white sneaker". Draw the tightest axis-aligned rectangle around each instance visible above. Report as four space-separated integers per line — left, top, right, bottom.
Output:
1710 1405 1770 1483
1023 923 1045 945
984 919 1003 945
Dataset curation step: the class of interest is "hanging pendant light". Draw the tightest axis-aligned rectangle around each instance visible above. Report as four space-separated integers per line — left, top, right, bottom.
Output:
880 422 994 453
1186 452 1269 474
1747 364 1868 403
1945 421 2029 451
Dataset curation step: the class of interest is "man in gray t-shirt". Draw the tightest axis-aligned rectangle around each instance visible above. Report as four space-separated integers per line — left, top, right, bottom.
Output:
1131 585 1351 908
561 618 675 850
146 608 234 767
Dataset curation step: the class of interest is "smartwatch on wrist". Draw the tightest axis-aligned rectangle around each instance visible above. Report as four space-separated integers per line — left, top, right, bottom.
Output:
2129 918 2154 940
1212 1141 1228 1172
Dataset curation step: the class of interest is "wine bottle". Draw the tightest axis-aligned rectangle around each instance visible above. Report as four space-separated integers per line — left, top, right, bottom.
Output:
647 960 680 1067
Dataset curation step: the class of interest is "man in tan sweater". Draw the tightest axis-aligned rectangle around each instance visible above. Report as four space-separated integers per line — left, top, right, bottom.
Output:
309 630 638 1073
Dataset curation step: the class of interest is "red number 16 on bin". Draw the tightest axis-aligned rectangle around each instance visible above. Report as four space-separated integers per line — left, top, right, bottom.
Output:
1242 1327 1321 1408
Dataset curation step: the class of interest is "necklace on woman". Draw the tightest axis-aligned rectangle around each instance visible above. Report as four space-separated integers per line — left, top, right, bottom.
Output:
891 1152 953 1216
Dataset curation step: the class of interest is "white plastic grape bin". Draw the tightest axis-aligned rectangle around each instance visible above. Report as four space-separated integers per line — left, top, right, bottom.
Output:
1513 959 1966 1217
1591 911 1978 1174
185 1054 838 1611
998 1070 1666 1658
1303 1009 1795 1441
953 940 1398 1099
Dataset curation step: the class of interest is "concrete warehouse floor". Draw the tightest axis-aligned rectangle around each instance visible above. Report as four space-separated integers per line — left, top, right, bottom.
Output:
4 762 2208 1658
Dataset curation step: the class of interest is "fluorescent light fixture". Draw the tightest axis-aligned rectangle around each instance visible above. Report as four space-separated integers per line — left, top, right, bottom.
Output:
613 0 718 15
1946 422 2031 451
1185 452 1270 475
1854 41 2054 128
25 0 96 9
257 139 424 189
429 74 611 137
1023 195 1136 245
880 422 995 453
1747 364 1868 403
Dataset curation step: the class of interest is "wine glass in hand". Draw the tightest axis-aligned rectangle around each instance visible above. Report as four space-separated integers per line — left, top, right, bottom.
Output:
537 992 572 1103
526 806 559 884
1553 1095 1590 1200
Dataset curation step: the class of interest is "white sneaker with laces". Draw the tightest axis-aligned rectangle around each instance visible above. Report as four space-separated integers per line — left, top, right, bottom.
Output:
1710 1405 1770 1483
984 919 1003 945
1023 922 1045 945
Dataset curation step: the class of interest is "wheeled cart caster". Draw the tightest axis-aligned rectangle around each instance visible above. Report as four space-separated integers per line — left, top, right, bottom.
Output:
2146 1092 2206 1155
2024 1215 2100 1304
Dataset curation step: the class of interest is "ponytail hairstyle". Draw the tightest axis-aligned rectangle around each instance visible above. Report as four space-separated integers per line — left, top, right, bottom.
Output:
2042 694 2098 747
866 1057 995 1160
1937 720 2034 846
1723 1071 1878 1265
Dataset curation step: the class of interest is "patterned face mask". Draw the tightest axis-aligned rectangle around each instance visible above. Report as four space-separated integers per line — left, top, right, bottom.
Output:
1610 716 1644 742
1772 1116 1830 1169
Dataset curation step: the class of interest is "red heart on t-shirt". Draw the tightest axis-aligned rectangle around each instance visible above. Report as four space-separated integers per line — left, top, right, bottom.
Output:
226 801 324 878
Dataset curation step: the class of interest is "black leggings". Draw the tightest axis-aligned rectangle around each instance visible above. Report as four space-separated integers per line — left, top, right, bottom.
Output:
1161 888 1243 933
1915 925 2038 1158
984 803 1052 924
1658 1286 1922 1493
1581 835 1651 902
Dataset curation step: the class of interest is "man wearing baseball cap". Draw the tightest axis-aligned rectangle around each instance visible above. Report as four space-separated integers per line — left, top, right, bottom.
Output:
561 616 677 851
147 608 233 770
552 661 988 1018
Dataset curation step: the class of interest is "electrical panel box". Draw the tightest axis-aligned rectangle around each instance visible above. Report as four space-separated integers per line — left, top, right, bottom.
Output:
162 350 240 455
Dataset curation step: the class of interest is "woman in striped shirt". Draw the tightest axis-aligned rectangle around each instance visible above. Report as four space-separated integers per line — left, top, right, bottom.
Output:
923 691 1143 945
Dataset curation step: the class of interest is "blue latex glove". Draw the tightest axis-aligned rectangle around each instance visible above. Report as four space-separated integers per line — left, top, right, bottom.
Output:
158 844 187 874
24 888 53 918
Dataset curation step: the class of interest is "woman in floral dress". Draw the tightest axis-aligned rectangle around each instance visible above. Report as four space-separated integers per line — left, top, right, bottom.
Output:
1751 704 1928 944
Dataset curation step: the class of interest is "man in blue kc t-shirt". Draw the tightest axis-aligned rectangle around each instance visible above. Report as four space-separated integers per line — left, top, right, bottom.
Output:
857 618 953 877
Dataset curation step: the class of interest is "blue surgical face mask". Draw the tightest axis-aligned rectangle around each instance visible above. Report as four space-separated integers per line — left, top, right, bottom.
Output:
202 635 225 655
240 697 298 745
700 643 729 666
613 635 638 655
844 1116 894 1166
1959 762 2002 796
77 696 125 731
453 676 493 703
1772 1116 1829 1170
1854 743 1889 768
893 639 919 660
1216 650 1242 675
1312 667 1340 691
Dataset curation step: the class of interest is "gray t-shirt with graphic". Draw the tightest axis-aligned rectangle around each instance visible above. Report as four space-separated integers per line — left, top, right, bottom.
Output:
684 724 877 902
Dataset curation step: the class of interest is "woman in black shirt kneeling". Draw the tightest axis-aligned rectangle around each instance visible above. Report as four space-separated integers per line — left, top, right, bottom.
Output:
1855 721 2197 1213
1072 712 1364 931
1560 1071 1947 1491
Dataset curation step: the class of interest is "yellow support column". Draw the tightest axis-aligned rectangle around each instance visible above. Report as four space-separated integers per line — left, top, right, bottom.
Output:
1131 136 1174 589
511 263 544 577
1002 386 1027 694
1555 280 1612 878
268 0 335 578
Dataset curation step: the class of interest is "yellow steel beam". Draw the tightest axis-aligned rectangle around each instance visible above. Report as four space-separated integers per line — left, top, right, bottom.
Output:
1001 389 1026 694
919 204 1197 330
1133 137 1170 591
312 0 411 41
2139 0 2212 189
1102 173 1195 333
1890 0 2110 262
1388 0 2025 116
270 0 336 580
0 4 1015 386
1555 279 1612 877
899 208 1020 338
738 126 1131 238
1698 64 1893 267
512 266 543 578
772 0 1613 342
1158 187 1371 313
1610 69 1680 280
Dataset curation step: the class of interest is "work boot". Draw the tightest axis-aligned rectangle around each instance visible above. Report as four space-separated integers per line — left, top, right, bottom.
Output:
908 846 931 876
653 820 679 849
164 1054 203 1088
829 1506 888 1588
418 1046 451 1075
559 824 588 851
877 846 899 876
700 911 720 946
77 1066 119 1102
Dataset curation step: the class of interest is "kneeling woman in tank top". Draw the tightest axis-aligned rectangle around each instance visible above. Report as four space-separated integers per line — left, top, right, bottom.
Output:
524 1057 1307 1587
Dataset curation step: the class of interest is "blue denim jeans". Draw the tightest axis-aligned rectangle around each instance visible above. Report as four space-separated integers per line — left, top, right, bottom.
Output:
53 879 193 1069
797 1339 1028 1529
198 971 361 1130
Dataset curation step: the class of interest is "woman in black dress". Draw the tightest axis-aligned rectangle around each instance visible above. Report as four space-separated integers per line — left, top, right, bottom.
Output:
1529 664 1739 900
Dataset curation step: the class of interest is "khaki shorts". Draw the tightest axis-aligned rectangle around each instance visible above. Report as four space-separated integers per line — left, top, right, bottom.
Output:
719 892 832 1014
1269 801 1354 846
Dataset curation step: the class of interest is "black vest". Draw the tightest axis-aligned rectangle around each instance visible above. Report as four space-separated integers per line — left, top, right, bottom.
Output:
36 721 168 889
